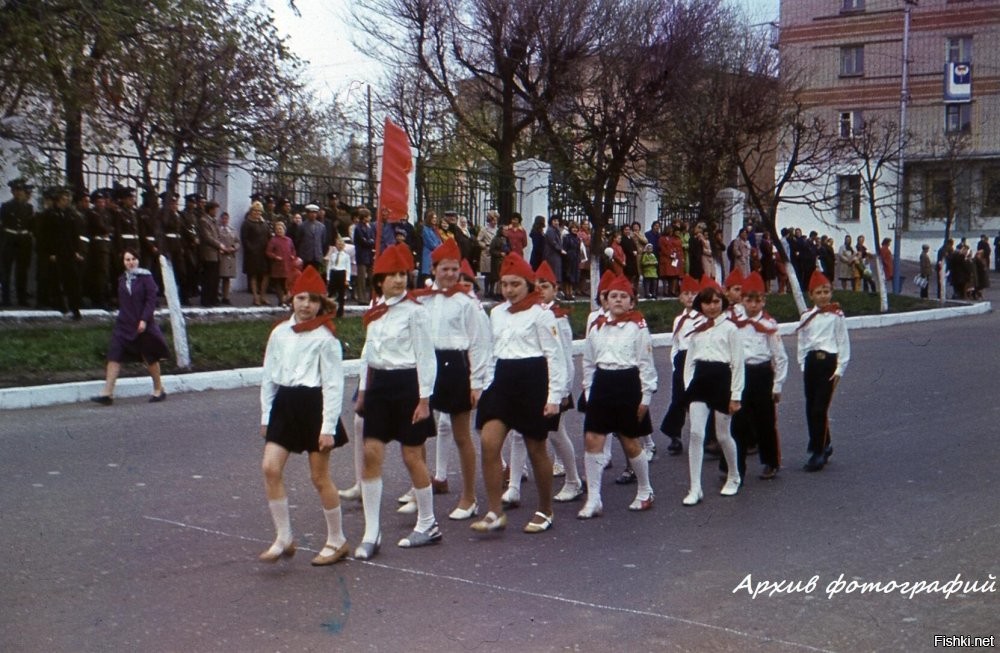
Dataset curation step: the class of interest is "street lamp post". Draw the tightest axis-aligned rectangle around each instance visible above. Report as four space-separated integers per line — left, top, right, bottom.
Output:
893 0 917 294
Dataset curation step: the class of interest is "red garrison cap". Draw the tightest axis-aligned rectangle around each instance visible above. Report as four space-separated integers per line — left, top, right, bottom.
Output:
499 252 535 282
742 271 765 294
459 259 476 280
534 261 558 285
290 265 326 296
598 269 618 293
724 268 745 289
607 275 635 298
431 238 461 264
679 275 700 294
373 243 414 275
808 269 832 292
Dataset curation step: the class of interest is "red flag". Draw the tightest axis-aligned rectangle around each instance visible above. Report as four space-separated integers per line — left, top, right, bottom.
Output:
378 119 412 223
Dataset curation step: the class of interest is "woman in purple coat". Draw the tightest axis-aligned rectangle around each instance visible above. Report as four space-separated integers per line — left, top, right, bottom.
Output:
91 249 171 405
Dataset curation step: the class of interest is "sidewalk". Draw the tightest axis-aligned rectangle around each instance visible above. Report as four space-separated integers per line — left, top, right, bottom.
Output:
0 296 990 410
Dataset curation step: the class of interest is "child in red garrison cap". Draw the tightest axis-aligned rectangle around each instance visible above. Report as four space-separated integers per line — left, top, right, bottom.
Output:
796 269 850 472
259 266 349 566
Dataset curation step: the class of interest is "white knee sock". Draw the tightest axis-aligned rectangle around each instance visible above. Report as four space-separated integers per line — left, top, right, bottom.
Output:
322 506 346 549
584 452 604 505
688 402 709 493
414 484 436 532
715 412 739 482
629 453 652 500
352 415 364 486
508 432 527 490
434 411 452 481
642 434 654 449
360 478 383 544
268 497 292 545
550 424 581 486
602 434 613 464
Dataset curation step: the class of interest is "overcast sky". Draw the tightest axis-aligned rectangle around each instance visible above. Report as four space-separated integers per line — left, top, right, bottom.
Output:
271 0 782 100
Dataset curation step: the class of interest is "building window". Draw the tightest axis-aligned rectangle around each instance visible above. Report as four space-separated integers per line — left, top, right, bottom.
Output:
945 103 971 133
925 171 953 219
947 36 973 64
840 46 864 77
839 110 864 138
842 0 865 11
983 168 1000 216
837 175 861 222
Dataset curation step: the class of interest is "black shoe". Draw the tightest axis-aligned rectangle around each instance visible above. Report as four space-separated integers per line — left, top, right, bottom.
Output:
803 454 824 472
759 465 779 480
148 391 167 403
90 395 113 406
704 442 721 459
614 468 636 485
666 438 683 455
822 446 833 464
71 310 82 321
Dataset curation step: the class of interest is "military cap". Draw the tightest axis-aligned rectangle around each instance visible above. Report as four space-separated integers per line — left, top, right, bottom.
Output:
90 189 109 202
205 200 220 210
159 191 180 201
250 192 263 202
326 191 339 200
278 197 290 205
73 187 90 202
304 203 320 212
44 186 71 200
184 192 203 202
114 186 136 200
7 178 35 192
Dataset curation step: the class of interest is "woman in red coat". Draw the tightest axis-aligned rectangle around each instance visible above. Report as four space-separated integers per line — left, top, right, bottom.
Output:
658 226 685 297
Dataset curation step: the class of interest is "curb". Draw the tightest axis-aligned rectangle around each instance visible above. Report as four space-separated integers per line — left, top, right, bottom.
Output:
2 301 990 411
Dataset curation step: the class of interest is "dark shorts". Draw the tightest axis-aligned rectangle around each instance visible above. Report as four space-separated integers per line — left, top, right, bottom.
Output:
430 349 472 414
107 331 171 365
476 357 549 441
685 361 732 414
265 386 348 454
584 367 652 438
362 368 436 446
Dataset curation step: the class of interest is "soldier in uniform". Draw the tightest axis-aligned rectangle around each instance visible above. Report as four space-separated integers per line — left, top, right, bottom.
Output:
159 191 187 304
181 193 203 303
85 189 115 309
137 189 164 294
1 178 36 307
36 187 84 319
112 187 142 283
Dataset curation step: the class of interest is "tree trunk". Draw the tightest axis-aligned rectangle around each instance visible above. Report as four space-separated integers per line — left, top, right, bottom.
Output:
63 103 84 192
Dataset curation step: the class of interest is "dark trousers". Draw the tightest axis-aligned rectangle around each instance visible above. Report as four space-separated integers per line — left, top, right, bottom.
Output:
803 351 837 454
45 257 82 314
200 260 220 306
659 351 688 439
328 269 347 317
0 236 32 305
732 363 780 476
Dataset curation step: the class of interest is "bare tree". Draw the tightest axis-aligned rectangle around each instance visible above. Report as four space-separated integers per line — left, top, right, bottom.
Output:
353 0 551 219
521 0 719 273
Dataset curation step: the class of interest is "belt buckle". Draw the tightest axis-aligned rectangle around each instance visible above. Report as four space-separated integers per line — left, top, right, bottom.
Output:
815 351 827 360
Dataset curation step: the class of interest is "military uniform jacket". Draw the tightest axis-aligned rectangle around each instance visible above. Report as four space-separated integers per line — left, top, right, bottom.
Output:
1 198 34 238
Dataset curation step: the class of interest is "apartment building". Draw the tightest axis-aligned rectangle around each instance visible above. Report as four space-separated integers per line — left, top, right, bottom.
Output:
778 0 1000 259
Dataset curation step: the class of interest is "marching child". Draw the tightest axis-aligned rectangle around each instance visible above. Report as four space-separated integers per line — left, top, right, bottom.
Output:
578 276 657 518
682 281 744 506
354 243 439 559
659 274 701 455
259 266 349 565
504 262 584 504
731 272 788 481
415 239 489 521
472 253 566 534
796 269 850 472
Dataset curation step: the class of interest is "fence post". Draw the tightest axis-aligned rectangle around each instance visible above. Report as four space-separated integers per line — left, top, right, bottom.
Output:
514 158 550 222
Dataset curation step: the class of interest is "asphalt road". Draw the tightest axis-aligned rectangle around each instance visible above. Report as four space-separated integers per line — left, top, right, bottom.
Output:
2 308 998 652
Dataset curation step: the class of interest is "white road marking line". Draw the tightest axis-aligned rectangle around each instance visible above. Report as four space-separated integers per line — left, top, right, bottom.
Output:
143 515 835 653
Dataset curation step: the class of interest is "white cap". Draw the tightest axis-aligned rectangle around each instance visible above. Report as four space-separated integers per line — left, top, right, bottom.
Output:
304 204 320 212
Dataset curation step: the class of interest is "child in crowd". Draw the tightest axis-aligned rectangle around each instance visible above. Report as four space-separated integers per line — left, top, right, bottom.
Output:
640 243 658 299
